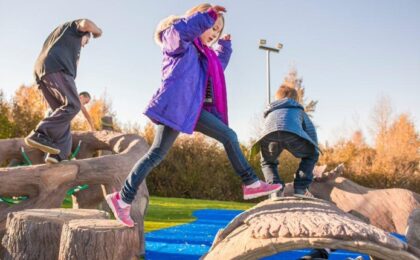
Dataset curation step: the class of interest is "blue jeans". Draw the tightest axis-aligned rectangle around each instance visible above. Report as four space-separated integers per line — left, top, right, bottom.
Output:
260 131 319 193
121 110 259 203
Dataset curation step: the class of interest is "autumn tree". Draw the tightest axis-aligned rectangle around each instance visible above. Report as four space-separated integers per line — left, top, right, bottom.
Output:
318 94 419 192
373 113 419 174
282 68 318 115
348 130 375 175
370 96 393 170
141 122 155 145
11 85 46 137
371 96 393 135
369 96 419 175
0 90 13 139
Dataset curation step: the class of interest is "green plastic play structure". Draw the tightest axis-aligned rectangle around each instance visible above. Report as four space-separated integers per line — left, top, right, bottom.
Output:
1 140 89 205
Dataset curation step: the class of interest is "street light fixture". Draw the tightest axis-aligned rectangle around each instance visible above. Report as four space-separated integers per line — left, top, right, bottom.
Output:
259 39 283 104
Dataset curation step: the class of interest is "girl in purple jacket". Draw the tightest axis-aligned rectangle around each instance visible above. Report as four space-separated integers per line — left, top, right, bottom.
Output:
106 3 281 227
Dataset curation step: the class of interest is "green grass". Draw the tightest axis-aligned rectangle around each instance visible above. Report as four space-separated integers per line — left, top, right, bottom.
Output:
144 196 254 232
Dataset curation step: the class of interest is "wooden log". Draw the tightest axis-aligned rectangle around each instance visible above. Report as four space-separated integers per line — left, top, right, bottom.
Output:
71 133 113 212
71 147 112 213
203 198 418 260
1 208 108 260
0 131 115 166
282 164 420 234
72 185 109 210
58 219 139 260
406 209 420 258
0 131 150 255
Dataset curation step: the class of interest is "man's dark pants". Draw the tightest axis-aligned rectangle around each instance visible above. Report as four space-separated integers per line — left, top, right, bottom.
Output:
35 72 81 160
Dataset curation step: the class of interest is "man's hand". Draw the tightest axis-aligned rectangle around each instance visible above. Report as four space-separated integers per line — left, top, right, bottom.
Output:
80 104 96 131
92 28 102 38
78 19 102 38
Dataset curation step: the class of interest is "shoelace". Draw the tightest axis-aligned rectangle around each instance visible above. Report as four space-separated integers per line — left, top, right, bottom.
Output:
117 205 130 216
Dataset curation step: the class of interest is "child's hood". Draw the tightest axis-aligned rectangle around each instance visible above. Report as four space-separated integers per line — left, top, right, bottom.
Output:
263 98 304 118
154 15 182 47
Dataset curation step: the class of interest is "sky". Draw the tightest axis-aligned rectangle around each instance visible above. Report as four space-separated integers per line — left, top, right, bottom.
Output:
0 0 419 145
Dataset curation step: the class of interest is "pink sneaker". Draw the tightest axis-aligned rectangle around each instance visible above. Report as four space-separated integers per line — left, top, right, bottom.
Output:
243 181 282 200
105 192 134 227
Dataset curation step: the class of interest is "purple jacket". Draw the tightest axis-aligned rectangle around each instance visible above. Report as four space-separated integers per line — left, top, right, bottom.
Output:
144 10 232 134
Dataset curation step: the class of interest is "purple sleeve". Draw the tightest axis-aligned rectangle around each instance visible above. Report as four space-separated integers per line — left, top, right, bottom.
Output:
162 11 217 56
214 39 232 70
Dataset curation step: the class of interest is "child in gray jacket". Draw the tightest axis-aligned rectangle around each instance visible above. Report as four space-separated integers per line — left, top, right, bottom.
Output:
251 85 320 197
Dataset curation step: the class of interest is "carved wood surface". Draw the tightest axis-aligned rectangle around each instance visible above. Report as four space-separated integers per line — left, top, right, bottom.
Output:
59 219 139 260
0 131 150 255
1 209 109 260
204 197 418 260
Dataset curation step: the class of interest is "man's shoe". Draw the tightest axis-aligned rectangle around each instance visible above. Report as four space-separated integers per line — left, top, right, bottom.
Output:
24 131 60 154
243 181 282 200
45 153 61 164
105 192 134 227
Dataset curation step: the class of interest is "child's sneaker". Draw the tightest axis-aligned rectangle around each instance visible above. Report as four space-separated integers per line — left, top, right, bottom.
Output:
105 192 134 227
24 130 60 154
294 188 315 199
243 181 282 200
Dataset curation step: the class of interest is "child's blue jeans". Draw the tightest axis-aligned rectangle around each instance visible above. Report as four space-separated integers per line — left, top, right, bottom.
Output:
121 110 258 203
260 131 319 193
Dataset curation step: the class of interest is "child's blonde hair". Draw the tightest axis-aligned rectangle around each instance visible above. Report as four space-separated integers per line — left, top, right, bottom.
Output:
154 3 224 47
275 84 298 101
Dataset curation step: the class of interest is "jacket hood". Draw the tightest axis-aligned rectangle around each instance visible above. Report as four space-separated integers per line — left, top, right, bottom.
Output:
154 15 182 47
263 98 304 118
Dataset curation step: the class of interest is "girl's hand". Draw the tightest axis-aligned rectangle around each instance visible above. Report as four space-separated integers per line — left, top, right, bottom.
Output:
211 5 226 14
221 34 231 41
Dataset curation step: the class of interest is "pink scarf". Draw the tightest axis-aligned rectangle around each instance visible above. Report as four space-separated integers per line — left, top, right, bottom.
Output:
194 39 229 125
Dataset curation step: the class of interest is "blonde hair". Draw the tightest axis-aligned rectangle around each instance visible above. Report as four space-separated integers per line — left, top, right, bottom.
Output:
275 85 298 101
154 3 224 47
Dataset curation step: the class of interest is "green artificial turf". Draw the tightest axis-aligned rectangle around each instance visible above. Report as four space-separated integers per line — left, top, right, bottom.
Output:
144 196 254 232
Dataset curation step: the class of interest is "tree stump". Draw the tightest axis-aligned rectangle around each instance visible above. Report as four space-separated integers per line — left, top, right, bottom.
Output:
0 131 150 254
1 208 108 260
58 219 139 260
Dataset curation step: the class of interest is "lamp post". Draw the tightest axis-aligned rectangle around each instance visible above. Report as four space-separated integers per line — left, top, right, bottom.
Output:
259 39 283 104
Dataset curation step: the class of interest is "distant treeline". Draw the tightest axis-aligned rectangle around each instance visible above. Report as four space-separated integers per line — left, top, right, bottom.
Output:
1 82 418 201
